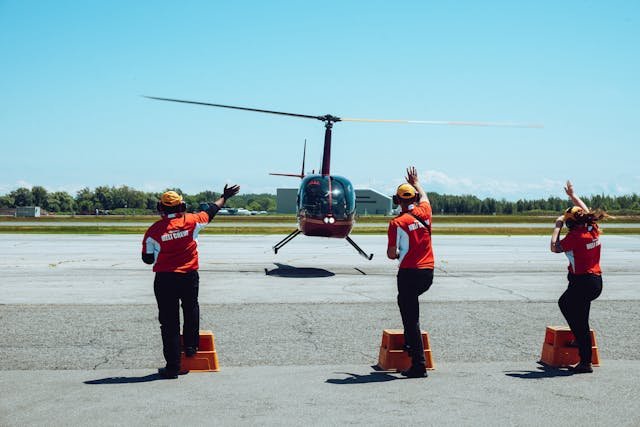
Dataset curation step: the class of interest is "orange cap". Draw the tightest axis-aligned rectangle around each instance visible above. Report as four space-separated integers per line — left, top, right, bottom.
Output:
564 206 583 221
396 184 417 199
160 191 183 207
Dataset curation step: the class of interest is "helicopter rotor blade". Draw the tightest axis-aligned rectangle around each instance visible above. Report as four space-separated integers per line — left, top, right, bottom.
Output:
145 96 542 128
340 117 543 128
144 96 324 121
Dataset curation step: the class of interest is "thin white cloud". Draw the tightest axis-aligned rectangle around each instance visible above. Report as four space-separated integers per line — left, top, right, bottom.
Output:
426 170 476 192
412 170 565 199
421 170 639 199
359 170 637 200
0 182 96 196
372 170 563 199
140 182 173 193
0 180 33 195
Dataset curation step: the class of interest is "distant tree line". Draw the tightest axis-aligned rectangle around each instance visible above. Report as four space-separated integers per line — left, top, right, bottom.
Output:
427 193 640 215
0 185 638 214
0 186 275 214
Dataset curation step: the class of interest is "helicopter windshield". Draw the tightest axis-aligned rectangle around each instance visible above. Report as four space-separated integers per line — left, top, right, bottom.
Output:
299 175 355 220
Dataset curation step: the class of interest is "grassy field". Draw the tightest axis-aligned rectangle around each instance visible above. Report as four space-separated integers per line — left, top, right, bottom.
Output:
1 214 638 223
1 214 638 235
3 227 638 235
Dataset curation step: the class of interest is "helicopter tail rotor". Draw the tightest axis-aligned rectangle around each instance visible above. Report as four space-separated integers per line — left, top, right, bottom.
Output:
269 139 307 179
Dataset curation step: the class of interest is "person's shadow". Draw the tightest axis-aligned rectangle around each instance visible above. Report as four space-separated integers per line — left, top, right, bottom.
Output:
325 370 399 385
265 263 335 278
504 364 574 379
84 373 164 384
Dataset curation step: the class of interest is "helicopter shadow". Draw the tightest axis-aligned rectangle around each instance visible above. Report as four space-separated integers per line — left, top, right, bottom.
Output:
265 263 335 278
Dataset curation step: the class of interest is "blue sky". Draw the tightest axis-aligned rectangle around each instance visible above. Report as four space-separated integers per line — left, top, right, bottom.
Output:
1 1 638 200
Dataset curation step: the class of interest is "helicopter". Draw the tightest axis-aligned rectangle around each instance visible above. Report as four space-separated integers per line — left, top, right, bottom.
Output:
145 96 541 259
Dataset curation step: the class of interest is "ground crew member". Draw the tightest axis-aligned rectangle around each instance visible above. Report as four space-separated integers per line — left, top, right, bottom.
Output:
550 180 607 374
142 185 240 379
386 166 434 378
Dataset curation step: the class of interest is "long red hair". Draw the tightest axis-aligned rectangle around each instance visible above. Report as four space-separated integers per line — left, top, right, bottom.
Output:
565 207 610 228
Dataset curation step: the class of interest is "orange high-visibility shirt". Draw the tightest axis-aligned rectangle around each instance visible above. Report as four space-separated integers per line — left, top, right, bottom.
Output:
142 212 210 273
560 223 602 275
387 201 434 269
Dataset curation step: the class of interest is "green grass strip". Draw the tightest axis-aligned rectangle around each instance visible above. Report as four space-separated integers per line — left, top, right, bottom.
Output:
1 214 638 224
2 226 638 235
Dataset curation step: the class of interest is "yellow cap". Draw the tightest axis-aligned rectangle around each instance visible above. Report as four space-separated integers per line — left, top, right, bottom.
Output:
160 191 183 207
396 184 417 199
564 206 583 221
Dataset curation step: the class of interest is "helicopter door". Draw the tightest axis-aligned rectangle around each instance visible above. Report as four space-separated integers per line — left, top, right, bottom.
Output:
299 176 327 218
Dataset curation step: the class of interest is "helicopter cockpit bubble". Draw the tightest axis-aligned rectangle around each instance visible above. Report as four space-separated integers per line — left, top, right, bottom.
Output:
299 175 355 220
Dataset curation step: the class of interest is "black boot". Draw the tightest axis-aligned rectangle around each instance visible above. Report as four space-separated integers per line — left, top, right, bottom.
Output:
570 362 593 374
401 365 428 378
157 367 179 379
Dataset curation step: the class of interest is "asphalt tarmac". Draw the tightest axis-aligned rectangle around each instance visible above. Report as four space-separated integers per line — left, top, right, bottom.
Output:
1 234 639 426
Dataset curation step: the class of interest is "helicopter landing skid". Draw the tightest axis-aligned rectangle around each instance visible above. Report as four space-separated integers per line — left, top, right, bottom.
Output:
345 235 374 260
273 229 302 254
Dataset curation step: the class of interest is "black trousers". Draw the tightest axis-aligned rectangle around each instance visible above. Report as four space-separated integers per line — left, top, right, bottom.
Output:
397 268 434 368
558 273 602 364
154 271 200 372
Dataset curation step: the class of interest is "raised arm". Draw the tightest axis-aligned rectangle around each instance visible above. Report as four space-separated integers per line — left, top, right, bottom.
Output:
564 180 588 211
206 184 240 221
405 166 429 204
550 215 564 253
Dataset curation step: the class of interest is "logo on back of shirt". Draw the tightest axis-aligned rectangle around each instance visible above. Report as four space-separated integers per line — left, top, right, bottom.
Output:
161 229 190 242
408 220 428 232
586 239 600 250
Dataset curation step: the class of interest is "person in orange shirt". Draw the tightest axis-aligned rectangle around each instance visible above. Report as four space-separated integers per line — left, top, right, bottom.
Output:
387 166 434 378
142 184 239 379
550 181 607 374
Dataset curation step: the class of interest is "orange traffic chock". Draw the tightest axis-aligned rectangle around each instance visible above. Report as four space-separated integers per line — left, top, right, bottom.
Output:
539 326 600 367
180 330 220 372
377 329 435 371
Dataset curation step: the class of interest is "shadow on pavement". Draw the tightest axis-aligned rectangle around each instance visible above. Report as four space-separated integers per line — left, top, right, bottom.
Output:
84 373 163 384
325 371 399 385
265 263 335 278
504 364 574 379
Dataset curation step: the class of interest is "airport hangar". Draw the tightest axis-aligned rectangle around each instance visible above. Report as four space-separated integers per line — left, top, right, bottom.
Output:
276 188 392 215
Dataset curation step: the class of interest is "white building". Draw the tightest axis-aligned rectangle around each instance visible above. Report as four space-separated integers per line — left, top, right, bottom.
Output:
16 206 41 217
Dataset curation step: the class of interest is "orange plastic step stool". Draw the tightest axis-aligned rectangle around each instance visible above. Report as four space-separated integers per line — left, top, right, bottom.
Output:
539 326 600 367
377 329 435 371
180 330 220 372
